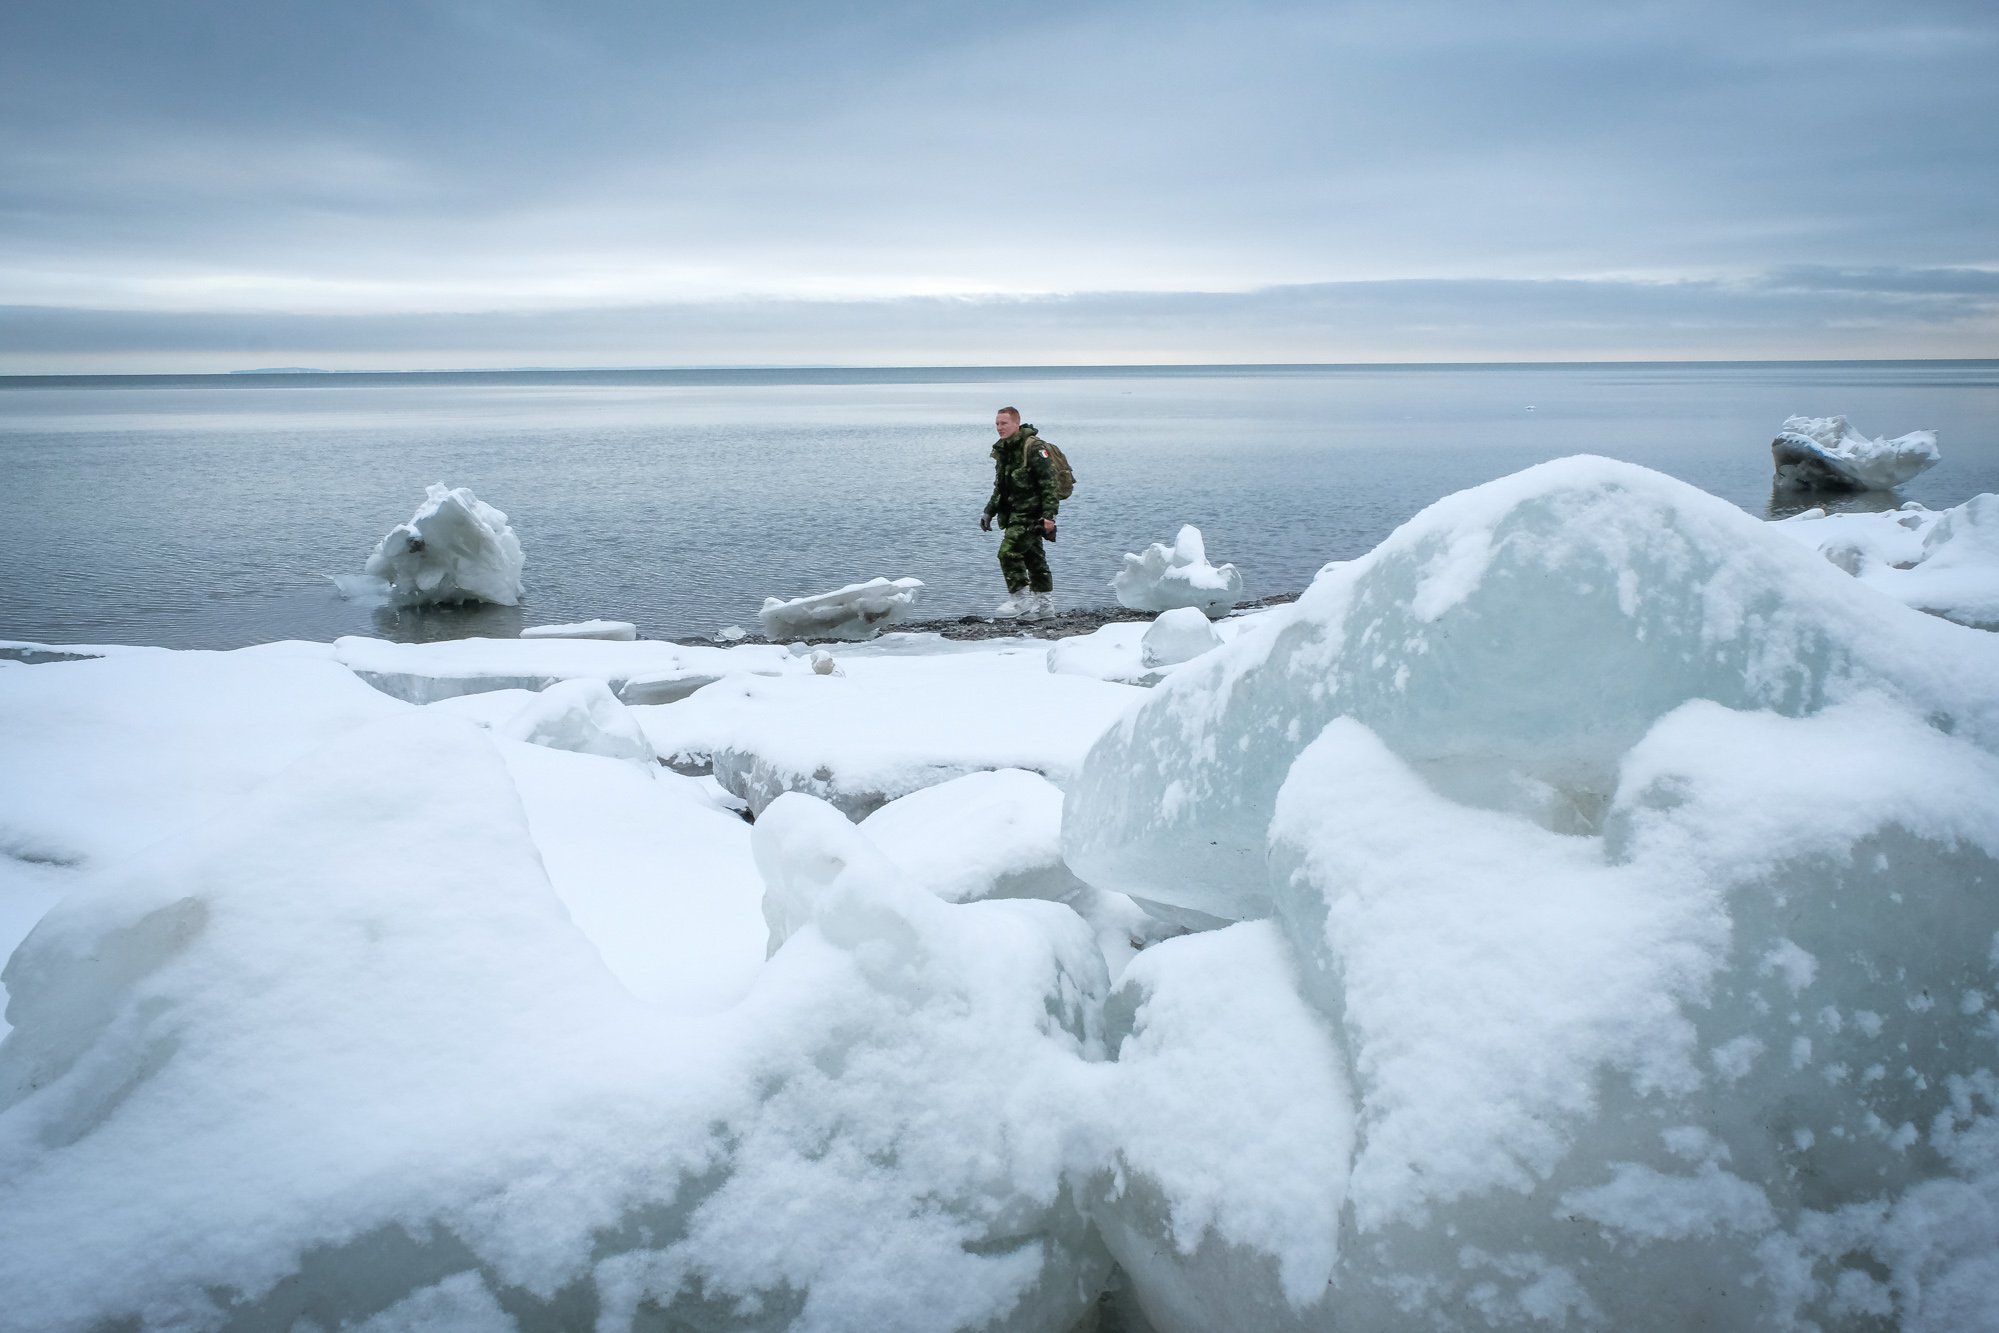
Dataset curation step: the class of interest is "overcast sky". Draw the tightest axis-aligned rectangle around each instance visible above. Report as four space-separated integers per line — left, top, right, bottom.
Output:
3 0 1995 370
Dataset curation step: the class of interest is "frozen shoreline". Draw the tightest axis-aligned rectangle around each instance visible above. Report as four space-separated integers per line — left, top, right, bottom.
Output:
3 458 1998 1333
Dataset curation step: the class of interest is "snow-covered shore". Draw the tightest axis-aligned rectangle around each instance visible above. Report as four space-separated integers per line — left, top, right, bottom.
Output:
3 457 1998 1333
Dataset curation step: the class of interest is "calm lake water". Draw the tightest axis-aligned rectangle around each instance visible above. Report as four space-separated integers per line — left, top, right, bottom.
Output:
2 362 1996 649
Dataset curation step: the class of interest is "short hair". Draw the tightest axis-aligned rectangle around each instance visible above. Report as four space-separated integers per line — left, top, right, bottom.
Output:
996 406 1020 419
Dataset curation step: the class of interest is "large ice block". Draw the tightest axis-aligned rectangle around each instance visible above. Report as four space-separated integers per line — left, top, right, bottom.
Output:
1771 415 1940 491
342 484 526 607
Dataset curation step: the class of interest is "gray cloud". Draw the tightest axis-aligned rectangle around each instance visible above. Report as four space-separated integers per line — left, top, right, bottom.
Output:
1 0 1994 364
4 267 1993 372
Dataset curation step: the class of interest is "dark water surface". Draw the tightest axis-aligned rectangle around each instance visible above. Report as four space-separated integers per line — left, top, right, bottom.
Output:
2 362 1995 649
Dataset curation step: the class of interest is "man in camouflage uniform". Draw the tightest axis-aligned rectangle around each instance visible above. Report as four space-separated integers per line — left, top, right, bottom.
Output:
978 406 1060 619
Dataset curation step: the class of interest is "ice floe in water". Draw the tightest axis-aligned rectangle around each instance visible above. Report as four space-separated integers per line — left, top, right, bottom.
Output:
335 483 526 608
1112 525 1243 616
1065 455 1999 1330
1775 493 1999 630
519 618 637 641
1770 414 1940 491
759 576 924 641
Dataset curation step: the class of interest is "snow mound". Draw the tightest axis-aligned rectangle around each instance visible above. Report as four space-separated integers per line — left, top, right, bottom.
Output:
519 619 636 641
1141 607 1224 668
343 484 526 607
1048 621 1170 686
1771 415 1940 491
860 769 1086 904
1112 526 1243 616
0 717 1117 1332
1061 456 1999 1329
1773 494 1999 629
759 577 924 641
496 677 656 767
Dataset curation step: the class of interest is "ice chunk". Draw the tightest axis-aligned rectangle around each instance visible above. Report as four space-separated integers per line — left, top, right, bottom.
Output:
1061 455 1999 1329
1262 698 1999 1329
809 648 844 676
1112 525 1243 616
333 634 795 704
1141 607 1224 669
348 484 526 607
1065 456 1999 922
612 669 721 706
860 769 1086 904
636 650 1142 818
496 677 656 767
0 717 1116 1332
518 619 637 641
1771 415 1940 491
1089 921 1355 1333
758 576 924 641
1048 621 1170 686
1899 491 1999 629
1771 494 1999 629
1048 613 1270 686
499 741 765 1012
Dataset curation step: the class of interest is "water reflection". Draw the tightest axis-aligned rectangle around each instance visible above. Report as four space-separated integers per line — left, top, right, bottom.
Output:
368 600 528 644
1765 486 1907 520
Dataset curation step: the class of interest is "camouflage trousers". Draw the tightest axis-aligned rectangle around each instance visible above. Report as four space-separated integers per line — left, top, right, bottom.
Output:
997 522 1053 594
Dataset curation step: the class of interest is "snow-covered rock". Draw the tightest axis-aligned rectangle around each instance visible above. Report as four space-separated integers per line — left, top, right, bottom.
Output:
1141 607 1224 668
860 769 1086 905
1771 414 1940 491
759 577 924 641
519 619 637 641
1773 494 1999 629
1112 526 1243 616
339 483 526 607
1063 455 1999 1330
495 676 656 767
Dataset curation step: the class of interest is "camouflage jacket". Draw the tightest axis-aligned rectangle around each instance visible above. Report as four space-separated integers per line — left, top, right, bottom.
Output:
983 425 1062 526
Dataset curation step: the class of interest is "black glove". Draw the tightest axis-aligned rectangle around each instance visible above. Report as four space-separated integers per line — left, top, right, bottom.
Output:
980 513 994 531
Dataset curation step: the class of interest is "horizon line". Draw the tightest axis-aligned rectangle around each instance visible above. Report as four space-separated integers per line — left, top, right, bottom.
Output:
6 355 1999 383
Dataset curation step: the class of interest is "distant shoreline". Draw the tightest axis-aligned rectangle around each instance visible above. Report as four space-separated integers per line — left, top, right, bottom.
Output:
6 357 1998 388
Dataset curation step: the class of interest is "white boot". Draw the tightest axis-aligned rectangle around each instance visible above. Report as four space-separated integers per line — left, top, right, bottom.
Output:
994 594 1027 618
1020 591 1053 621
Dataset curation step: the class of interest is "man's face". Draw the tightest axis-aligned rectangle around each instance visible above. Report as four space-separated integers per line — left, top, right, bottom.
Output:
995 412 1019 438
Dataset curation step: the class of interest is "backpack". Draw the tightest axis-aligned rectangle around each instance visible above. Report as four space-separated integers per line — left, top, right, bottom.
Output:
1038 438 1077 500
